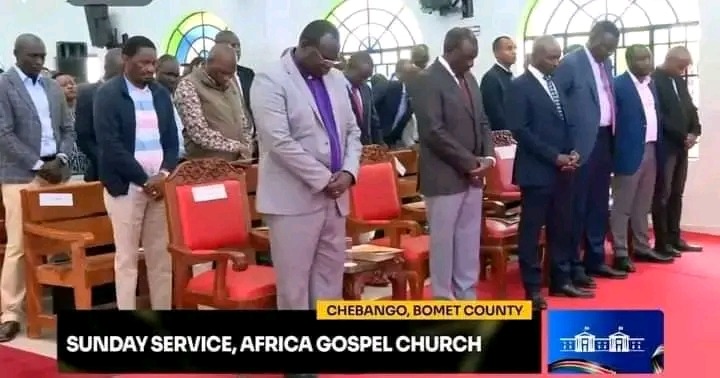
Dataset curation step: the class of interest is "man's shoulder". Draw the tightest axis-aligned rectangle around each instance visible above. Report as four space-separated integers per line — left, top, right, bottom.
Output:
95 76 122 96
253 60 286 83
238 65 255 76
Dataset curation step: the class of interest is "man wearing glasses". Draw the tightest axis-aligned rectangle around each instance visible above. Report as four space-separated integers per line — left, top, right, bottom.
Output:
250 20 362 320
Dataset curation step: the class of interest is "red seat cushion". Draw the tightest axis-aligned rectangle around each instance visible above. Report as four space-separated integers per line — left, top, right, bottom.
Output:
351 162 401 221
371 234 429 261
175 180 249 250
186 265 276 301
485 218 519 239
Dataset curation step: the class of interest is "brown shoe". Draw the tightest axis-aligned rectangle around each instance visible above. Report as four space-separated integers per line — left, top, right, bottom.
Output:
0 321 20 342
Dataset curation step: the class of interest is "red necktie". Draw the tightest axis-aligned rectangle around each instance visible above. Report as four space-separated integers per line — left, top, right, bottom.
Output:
350 87 364 124
458 76 473 109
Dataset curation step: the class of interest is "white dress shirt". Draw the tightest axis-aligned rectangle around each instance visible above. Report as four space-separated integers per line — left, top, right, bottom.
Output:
527 65 552 97
628 72 658 142
583 47 613 126
15 66 59 170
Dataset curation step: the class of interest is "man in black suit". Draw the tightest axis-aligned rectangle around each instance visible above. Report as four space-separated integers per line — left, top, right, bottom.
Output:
415 27 494 300
374 59 417 147
651 46 703 255
508 36 590 308
75 48 122 181
480 36 516 131
345 52 383 145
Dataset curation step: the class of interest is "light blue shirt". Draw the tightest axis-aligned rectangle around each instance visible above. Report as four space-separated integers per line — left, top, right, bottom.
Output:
392 84 408 131
173 105 185 157
14 66 56 159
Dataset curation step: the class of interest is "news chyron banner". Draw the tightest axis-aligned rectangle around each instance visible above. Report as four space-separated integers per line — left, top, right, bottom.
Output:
57 300 541 374
547 310 664 374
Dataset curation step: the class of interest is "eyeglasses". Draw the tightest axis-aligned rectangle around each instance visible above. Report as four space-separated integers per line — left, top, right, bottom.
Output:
313 47 341 66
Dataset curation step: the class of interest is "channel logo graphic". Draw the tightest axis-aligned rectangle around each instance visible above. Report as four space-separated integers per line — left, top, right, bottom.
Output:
547 310 664 374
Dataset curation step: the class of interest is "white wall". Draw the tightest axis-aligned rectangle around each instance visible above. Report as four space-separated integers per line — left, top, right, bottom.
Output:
1 0 718 234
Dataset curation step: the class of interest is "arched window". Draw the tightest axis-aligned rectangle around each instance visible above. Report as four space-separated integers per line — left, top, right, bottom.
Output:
524 0 700 157
165 12 228 65
326 0 423 78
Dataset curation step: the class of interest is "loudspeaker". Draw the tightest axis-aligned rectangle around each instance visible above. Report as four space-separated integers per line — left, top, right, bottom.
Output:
85 5 115 48
461 0 474 18
56 41 89 83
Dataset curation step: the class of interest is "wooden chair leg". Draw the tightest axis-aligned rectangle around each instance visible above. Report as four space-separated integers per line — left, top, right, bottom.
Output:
73 286 93 309
479 257 488 281
25 278 43 338
490 246 508 299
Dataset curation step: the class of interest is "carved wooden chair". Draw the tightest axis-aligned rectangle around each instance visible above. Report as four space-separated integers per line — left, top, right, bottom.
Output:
486 131 521 204
21 182 148 337
389 149 420 201
347 146 428 295
164 159 276 309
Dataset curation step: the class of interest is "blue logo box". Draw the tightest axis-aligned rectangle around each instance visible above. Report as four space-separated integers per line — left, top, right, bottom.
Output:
547 310 664 374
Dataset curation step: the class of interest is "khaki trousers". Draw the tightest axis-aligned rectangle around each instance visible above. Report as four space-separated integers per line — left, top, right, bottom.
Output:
103 186 172 310
0 179 46 322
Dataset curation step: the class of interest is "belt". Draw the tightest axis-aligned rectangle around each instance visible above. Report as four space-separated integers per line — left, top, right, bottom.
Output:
646 141 656 145
40 155 56 162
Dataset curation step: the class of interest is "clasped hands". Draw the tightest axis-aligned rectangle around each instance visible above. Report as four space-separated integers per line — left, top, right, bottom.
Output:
324 171 354 199
685 134 698 150
142 174 167 200
36 157 69 184
467 157 494 187
557 151 580 171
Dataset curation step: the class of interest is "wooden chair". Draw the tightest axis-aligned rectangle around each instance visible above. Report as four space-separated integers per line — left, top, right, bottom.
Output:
21 182 147 337
389 149 420 201
347 146 428 294
486 131 521 204
164 159 276 309
481 201 521 298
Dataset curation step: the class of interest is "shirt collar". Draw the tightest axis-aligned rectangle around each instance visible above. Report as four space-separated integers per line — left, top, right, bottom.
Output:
438 56 460 84
292 48 318 80
583 45 602 67
124 75 149 92
14 65 40 84
527 65 546 83
495 61 512 73
628 71 650 85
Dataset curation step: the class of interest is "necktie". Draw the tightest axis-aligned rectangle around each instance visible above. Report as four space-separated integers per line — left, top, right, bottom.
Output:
599 62 615 131
543 75 564 120
350 87 364 124
458 75 473 108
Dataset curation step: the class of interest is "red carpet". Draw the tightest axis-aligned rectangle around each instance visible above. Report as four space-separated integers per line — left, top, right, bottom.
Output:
1 232 716 377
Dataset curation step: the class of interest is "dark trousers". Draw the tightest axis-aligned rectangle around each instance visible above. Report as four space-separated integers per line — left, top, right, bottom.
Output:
518 173 576 294
652 144 688 248
571 127 613 274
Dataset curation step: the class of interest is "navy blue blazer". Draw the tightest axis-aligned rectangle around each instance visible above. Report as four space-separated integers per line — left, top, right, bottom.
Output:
553 48 614 164
93 76 179 196
613 72 663 176
506 71 574 187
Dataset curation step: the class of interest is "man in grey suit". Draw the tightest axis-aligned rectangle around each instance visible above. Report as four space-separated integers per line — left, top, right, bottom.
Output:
415 28 495 300
250 20 362 313
0 34 74 342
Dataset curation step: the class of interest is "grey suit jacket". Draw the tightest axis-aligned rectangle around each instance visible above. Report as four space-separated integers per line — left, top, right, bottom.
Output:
0 67 75 183
250 50 362 216
415 59 494 196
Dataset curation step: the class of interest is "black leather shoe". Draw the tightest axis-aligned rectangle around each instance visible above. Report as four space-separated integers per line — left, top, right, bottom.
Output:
613 257 636 272
673 239 703 252
549 284 594 298
0 321 20 342
587 264 628 279
634 250 674 263
572 274 596 289
663 245 682 258
527 292 548 311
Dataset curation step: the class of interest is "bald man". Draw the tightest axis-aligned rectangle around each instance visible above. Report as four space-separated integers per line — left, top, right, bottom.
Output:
174 44 254 160
651 46 703 255
215 30 255 112
76 47 123 181
411 44 430 69
0 34 75 341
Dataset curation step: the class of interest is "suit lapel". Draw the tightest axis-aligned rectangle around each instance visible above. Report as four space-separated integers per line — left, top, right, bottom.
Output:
577 51 599 105
322 74 343 144
463 72 477 120
622 73 645 125
432 62 473 118
8 68 38 113
527 73 562 120
282 53 325 128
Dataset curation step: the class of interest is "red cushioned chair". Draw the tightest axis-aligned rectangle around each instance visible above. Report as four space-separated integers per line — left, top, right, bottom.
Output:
486 131 521 203
347 146 428 296
164 159 276 309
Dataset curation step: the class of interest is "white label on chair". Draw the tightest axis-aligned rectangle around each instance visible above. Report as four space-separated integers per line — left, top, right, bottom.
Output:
38 193 73 207
495 145 517 160
393 157 407 176
191 184 228 202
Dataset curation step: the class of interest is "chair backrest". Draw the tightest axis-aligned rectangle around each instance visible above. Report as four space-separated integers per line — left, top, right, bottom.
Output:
486 131 519 194
164 159 251 251
389 148 419 199
350 146 402 221
20 182 113 257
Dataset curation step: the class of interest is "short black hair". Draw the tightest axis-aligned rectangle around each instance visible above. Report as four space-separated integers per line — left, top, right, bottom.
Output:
625 44 649 62
492 36 511 52
157 54 177 65
348 51 373 67
443 27 477 54
121 36 156 57
0 68 4 74
298 20 339 46
52 71 71 79
590 20 620 39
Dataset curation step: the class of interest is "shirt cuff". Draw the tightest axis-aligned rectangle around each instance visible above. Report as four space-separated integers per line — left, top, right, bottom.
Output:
159 169 170 177
484 156 497 167
32 160 44 171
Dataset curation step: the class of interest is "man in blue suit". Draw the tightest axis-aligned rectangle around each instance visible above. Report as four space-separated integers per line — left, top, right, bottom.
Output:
610 45 674 272
508 36 593 309
554 21 627 287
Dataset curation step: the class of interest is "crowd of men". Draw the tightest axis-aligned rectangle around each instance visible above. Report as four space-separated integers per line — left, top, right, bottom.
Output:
0 16 703 360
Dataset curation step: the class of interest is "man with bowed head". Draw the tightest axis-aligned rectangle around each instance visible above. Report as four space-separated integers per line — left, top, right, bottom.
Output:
250 20 362 315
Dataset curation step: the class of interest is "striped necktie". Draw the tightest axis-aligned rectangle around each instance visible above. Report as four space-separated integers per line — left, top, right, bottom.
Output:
544 75 565 120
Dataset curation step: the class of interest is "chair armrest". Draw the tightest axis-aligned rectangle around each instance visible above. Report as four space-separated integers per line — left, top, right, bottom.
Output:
24 223 93 243
168 244 249 272
401 203 427 222
483 200 508 217
348 218 422 236
249 229 270 251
